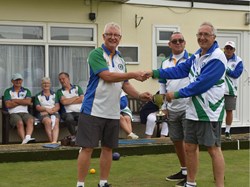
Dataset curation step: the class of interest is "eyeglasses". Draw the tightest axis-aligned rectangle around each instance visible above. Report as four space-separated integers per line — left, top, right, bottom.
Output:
196 33 214 38
104 33 121 39
225 46 234 50
171 39 185 44
42 82 50 85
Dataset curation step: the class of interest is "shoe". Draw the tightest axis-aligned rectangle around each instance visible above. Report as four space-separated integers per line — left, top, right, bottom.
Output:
166 170 186 181
128 132 139 139
98 183 112 187
70 139 76 146
60 135 71 146
21 137 35 144
225 132 231 140
175 179 186 187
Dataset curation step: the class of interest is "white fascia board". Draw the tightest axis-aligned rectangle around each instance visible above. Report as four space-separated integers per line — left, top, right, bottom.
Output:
126 0 250 11
126 0 191 8
194 2 249 11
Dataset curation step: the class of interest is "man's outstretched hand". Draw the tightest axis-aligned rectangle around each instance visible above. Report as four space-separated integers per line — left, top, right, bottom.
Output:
138 92 153 101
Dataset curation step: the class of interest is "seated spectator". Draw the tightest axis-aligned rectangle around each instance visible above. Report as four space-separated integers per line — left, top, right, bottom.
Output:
57 72 84 143
145 111 168 138
35 77 60 143
3 73 35 144
120 92 139 139
140 97 168 138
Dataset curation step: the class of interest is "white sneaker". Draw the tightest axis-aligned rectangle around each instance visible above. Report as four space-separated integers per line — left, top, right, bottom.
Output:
21 137 35 144
128 132 139 139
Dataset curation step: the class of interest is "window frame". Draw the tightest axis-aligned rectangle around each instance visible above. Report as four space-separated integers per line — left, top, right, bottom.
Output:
118 45 140 65
48 23 97 45
0 21 47 44
152 25 180 69
0 21 97 96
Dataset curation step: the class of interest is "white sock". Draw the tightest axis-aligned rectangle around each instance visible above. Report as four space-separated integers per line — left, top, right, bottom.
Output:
225 125 231 133
51 115 56 130
181 167 187 175
186 181 197 187
99 180 108 187
76 181 84 187
25 135 31 139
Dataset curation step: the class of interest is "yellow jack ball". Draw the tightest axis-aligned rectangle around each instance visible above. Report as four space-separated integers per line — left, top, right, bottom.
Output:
90 168 96 174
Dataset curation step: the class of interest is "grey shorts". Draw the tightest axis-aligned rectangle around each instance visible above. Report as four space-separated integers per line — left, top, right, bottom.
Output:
76 113 119 149
184 119 222 147
224 95 237 110
9 113 34 128
61 112 80 122
167 110 186 142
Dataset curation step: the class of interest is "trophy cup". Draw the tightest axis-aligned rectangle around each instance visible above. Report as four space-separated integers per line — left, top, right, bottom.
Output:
153 94 166 120
153 94 166 137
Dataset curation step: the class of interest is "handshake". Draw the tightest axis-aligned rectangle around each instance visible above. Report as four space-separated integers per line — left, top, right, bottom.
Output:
132 70 175 103
133 70 153 82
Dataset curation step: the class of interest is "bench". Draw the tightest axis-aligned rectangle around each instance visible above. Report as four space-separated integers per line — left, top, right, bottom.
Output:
1 95 148 144
1 96 68 144
126 95 146 123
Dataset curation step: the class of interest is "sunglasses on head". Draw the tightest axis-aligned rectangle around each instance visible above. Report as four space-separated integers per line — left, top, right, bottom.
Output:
225 46 234 50
171 39 185 44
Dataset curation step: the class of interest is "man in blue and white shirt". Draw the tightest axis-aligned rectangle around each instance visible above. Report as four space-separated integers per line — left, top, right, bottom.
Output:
146 22 227 187
76 22 152 187
223 41 244 140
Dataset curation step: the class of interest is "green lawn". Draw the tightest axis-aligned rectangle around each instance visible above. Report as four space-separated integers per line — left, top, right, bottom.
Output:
0 150 249 187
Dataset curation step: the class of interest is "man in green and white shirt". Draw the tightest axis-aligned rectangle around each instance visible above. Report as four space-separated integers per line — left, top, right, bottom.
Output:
4 73 35 144
57 72 84 141
223 41 244 140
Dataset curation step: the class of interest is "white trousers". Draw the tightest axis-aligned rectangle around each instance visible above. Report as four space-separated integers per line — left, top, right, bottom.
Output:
145 112 169 136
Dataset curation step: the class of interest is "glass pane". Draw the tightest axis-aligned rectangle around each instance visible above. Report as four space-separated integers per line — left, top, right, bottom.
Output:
49 46 94 92
0 25 43 40
157 46 171 68
159 31 172 41
0 44 45 96
118 47 138 62
51 27 93 41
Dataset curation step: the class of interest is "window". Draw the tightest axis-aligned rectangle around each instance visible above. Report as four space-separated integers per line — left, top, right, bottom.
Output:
0 22 96 96
0 25 43 40
0 44 45 96
50 27 93 41
49 46 93 92
118 45 139 64
152 25 179 69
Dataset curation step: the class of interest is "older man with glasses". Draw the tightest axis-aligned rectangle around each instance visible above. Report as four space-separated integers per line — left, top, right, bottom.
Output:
223 41 244 140
145 22 227 187
76 22 152 187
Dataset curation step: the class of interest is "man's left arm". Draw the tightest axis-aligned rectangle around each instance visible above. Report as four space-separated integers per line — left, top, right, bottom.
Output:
122 81 152 101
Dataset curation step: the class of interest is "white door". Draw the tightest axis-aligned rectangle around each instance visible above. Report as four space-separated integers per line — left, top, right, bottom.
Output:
217 30 250 127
